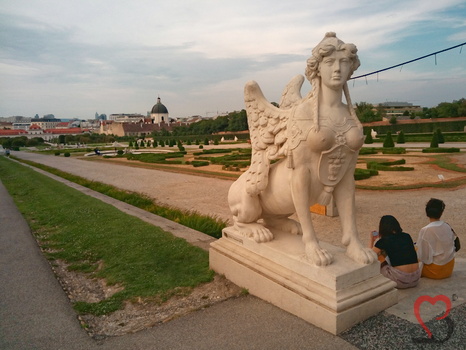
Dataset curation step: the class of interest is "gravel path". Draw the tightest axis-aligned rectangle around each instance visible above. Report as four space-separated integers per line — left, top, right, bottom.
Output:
13 151 465 254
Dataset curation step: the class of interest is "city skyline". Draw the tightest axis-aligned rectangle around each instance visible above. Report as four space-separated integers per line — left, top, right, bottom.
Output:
1 0 465 119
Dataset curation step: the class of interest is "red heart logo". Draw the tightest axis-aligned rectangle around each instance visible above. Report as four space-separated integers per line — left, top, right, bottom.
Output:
413 295 451 338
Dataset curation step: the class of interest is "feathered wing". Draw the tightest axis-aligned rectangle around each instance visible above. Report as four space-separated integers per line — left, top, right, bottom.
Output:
279 75 304 109
244 80 293 196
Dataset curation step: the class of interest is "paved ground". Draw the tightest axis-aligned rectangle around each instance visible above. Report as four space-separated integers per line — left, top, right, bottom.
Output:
1 151 466 349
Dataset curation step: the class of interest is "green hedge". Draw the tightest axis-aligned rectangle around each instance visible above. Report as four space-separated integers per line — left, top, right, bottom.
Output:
381 148 406 154
422 148 460 153
367 161 414 171
354 168 378 180
359 148 379 155
126 151 186 164
190 161 210 167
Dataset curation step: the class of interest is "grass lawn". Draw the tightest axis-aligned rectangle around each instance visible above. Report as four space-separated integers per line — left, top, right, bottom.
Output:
0 156 214 315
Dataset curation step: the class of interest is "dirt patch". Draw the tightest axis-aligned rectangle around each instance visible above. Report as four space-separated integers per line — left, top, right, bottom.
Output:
50 260 243 338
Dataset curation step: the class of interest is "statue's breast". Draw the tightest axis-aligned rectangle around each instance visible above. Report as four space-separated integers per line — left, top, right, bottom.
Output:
310 118 364 153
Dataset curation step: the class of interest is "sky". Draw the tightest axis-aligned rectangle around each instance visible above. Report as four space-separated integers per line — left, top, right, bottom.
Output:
1 0 465 120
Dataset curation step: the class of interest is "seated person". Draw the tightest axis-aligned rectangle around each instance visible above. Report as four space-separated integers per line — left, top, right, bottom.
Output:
370 215 420 289
417 198 456 279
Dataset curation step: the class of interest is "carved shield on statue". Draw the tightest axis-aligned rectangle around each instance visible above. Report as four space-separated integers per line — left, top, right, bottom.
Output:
318 144 355 187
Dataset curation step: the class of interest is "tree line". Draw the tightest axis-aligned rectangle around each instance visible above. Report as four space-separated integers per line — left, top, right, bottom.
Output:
355 98 466 123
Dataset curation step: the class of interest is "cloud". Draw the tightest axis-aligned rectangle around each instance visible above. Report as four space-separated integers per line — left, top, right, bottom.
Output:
0 0 465 118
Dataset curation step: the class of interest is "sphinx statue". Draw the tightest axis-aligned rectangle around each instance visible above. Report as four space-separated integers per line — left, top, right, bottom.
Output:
227 32 377 266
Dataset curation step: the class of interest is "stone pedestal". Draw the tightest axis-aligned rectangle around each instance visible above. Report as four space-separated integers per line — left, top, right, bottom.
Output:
210 227 398 335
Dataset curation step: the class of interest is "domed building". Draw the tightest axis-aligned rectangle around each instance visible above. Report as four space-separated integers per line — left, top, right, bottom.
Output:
150 96 169 123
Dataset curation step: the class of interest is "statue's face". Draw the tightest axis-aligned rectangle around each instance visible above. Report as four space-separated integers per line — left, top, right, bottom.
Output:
318 50 352 90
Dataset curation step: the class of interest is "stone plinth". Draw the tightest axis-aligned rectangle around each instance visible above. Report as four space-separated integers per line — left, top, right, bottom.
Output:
209 227 398 335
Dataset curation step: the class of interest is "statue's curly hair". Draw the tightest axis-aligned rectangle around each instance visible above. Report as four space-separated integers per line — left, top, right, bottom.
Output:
305 32 360 82
304 32 361 132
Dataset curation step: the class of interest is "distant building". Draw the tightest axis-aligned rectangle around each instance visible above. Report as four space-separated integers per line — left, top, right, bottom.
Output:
150 96 169 123
30 115 62 129
12 122 31 130
108 113 146 123
378 102 422 120
0 125 90 141
100 120 171 137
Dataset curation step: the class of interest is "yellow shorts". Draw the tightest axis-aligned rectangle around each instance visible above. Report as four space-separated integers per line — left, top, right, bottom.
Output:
421 259 455 279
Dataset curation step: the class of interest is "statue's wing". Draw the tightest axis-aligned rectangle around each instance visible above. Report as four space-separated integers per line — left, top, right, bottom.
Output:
279 75 304 109
244 80 292 196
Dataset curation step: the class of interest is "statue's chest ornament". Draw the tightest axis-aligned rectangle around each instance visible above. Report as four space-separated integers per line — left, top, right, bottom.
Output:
287 115 357 205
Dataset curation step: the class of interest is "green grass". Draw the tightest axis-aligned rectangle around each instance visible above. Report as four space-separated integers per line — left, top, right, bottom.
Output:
10 156 227 238
426 154 466 173
0 156 214 316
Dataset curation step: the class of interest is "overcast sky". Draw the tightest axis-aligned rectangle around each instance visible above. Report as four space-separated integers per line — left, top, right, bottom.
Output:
1 0 465 120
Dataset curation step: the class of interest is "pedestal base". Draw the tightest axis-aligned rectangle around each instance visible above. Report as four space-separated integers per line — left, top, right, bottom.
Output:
210 227 398 334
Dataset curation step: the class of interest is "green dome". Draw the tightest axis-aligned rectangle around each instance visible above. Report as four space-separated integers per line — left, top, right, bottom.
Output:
151 97 168 114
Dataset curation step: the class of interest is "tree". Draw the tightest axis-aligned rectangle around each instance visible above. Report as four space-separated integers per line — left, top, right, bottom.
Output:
364 129 373 144
389 116 397 125
383 132 394 148
204 138 209 145
396 130 405 144
355 102 376 122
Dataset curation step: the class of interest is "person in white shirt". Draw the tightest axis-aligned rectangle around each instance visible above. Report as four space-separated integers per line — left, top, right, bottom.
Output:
417 198 456 279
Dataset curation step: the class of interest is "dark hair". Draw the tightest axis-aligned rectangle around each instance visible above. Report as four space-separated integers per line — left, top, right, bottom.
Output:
425 198 445 219
379 215 402 238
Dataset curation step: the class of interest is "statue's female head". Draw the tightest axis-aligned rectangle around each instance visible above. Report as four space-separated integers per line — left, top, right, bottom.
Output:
305 32 360 82
304 32 362 132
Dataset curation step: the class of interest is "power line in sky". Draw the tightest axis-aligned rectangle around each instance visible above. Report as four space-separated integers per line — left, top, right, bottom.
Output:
350 42 466 83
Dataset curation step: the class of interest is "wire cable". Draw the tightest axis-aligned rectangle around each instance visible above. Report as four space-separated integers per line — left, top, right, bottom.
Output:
350 42 466 81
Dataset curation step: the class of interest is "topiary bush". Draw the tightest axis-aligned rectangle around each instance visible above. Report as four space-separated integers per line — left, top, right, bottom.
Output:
383 132 395 148
364 129 373 144
64 152 71 157
396 130 405 144
430 132 439 148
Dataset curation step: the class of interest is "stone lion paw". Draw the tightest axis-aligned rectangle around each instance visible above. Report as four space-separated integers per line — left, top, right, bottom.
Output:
305 243 334 266
236 223 274 243
346 243 377 265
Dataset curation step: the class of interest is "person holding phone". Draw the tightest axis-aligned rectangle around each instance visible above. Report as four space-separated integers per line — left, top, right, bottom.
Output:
370 215 420 289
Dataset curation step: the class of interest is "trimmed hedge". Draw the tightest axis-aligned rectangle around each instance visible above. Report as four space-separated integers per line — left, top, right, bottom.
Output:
126 151 186 164
191 161 210 167
354 168 378 180
360 148 379 155
367 161 414 171
381 148 406 154
422 148 460 153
